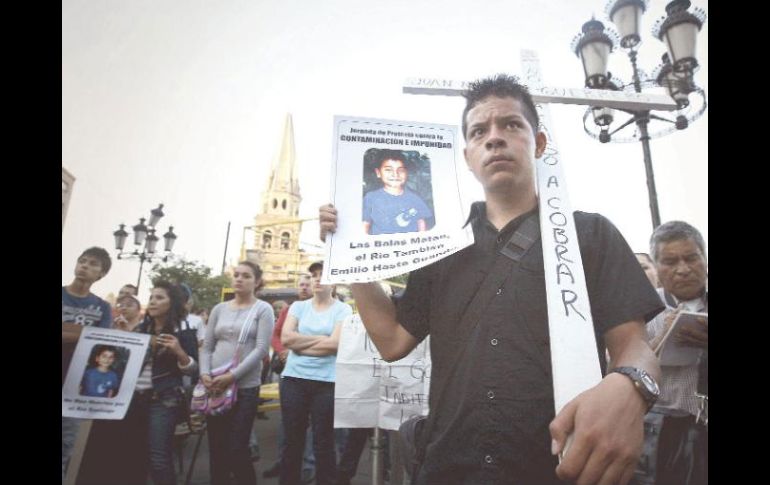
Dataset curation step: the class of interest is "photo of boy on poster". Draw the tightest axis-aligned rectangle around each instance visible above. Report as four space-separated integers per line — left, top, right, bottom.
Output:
361 148 435 235
79 344 130 398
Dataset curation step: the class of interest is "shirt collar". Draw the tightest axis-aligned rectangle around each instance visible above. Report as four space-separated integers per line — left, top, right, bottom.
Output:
463 201 487 228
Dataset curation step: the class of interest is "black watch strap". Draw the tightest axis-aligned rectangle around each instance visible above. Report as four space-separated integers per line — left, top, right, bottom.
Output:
610 366 659 412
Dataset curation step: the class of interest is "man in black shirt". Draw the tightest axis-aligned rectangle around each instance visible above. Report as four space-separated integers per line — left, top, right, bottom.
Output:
320 75 664 485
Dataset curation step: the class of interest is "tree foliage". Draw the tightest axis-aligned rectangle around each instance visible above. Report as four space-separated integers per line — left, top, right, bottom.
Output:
148 258 230 312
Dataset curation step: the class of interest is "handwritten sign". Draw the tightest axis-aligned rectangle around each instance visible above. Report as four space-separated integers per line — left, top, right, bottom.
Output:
62 326 150 420
334 314 430 431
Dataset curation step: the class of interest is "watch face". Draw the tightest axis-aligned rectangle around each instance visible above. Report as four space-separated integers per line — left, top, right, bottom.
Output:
640 372 660 396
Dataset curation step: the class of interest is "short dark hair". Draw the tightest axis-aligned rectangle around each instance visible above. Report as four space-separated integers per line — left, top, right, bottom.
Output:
375 149 406 169
79 247 112 275
461 74 540 139
90 344 116 366
237 261 265 293
649 221 706 262
308 261 323 274
120 284 138 294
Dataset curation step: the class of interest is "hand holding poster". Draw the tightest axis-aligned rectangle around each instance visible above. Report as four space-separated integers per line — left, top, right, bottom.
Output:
322 116 474 284
62 326 150 420
335 314 430 431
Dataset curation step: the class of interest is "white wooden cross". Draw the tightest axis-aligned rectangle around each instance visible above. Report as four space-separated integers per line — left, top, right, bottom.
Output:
402 50 672 446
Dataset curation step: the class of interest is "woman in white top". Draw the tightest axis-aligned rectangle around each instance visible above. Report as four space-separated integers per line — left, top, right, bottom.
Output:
200 261 275 485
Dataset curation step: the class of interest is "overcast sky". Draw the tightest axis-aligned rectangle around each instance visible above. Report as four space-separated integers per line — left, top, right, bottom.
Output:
62 0 708 303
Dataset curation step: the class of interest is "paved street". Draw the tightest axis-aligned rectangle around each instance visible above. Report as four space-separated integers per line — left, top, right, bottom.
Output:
175 408 407 485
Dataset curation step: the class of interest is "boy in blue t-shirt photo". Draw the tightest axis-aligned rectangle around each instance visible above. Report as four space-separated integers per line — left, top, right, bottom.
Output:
362 150 433 235
80 345 120 398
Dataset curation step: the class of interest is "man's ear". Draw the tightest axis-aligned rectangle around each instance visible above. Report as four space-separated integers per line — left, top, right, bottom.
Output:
535 131 547 158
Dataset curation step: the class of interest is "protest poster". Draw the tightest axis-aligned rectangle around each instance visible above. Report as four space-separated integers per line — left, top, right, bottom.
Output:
322 116 474 284
334 314 430 431
62 326 150 420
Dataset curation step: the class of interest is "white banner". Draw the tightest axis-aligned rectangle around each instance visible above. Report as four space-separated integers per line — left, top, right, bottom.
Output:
323 115 473 284
334 314 430 431
62 326 151 420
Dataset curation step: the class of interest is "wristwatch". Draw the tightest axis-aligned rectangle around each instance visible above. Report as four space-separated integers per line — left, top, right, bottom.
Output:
610 367 660 412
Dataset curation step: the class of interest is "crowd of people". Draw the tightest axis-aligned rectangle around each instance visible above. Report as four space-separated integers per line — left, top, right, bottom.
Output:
63 75 707 485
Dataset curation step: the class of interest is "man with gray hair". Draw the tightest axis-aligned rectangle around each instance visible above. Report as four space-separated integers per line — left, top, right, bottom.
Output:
645 220 708 485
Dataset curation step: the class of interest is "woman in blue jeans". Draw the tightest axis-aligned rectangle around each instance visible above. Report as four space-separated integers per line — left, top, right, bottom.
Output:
280 261 353 485
78 281 198 485
201 261 274 485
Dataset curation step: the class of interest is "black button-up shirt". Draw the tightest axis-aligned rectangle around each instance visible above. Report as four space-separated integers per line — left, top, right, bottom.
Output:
396 202 664 485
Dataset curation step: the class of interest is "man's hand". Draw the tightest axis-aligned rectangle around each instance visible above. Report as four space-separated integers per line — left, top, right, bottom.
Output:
114 315 130 331
550 373 646 485
319 204 338 242
279 349 289 363
649 306 682 351
674 315 708 348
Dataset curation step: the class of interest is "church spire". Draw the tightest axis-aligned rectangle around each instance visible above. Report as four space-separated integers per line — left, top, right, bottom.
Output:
267 113 299 196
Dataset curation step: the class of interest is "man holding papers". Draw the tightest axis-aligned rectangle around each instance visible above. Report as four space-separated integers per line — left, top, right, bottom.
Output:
646 220 708 485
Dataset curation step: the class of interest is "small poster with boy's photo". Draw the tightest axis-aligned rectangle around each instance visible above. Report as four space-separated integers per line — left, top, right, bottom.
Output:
79 344 129 398
362 148 436 236
62 326 151 420
324 116 474 284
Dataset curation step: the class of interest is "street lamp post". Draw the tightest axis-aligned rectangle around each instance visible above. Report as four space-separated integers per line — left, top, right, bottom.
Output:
571 0 707 229
112 203 179 292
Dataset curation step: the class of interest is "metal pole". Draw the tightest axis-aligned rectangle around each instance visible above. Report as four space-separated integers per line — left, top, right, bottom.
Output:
136 253 146 292
370 427 385 485
221 221 231 274
629 49 661 230
636 117 662 229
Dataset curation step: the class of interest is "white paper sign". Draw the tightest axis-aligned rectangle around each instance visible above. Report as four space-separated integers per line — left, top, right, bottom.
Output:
334 314 430 431
62 326 151 420
322 116 473 284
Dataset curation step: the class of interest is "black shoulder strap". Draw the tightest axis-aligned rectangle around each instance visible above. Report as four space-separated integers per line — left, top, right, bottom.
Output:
500 214 539 263
416 211 540 461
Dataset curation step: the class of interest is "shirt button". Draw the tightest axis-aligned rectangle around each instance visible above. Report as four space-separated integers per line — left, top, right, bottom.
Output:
490 338 498 346
487 390 495 399
484 455 493 464
496 288 503 295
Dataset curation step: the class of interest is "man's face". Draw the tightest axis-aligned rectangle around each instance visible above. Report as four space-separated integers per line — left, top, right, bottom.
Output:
463 96 545 194
297 276 312 300
375 159 408 192
74 255 105 283
118 285 136 299
655 239 707 300
117 299 141 320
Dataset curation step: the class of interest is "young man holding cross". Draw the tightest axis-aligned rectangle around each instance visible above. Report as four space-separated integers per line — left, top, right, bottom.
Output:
320 75 664 485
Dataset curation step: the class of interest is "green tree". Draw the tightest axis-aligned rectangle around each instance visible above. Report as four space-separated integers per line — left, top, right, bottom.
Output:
148 258 230 312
